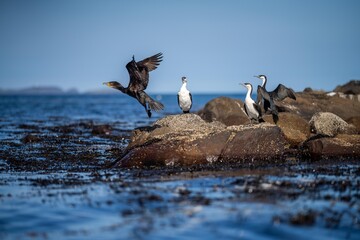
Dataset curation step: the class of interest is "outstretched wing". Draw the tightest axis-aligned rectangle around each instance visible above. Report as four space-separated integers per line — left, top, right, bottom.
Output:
136 52 163 89
125 53 163 91
257 85 278 114
126 59 144 91
271 84 296 101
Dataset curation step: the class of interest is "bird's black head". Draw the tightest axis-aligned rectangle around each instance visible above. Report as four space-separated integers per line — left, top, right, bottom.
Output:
182 76 187 83
103 81 123 89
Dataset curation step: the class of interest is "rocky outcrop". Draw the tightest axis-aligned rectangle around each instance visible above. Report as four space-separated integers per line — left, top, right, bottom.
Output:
303 134 360 160
309 112 357 137
115 114 287 168
114 84 360 168
198 97 249 126
276 91 360 121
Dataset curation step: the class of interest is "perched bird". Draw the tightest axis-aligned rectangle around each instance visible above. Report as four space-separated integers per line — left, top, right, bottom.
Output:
240 83 264 124
177 76 192 113
255 74 296 123
103 53 164 118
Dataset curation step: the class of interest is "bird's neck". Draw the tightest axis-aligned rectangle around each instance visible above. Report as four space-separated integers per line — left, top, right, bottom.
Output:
116 85 127 93
261 78 267 88
246 88 252 99
181 82 188 91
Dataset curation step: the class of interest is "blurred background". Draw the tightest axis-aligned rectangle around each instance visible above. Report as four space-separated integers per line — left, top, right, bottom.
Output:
0 0 359 94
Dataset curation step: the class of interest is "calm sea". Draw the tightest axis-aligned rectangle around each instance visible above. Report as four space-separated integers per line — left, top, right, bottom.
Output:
0 93 244 130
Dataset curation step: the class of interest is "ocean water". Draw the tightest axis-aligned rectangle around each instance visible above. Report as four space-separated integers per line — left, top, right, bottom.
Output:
0 94 359 240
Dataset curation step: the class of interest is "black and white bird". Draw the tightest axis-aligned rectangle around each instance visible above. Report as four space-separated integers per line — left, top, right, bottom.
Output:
255 74 296 123
240 83 264 124
177 76 192 113
103 53 164 118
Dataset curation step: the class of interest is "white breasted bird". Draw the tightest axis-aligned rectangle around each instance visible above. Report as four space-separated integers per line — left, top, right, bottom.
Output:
241 82 264 124
177 76 192 113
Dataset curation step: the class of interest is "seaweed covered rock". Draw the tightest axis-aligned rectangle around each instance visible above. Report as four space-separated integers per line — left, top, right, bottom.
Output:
303 134 360 160
115 114 287 168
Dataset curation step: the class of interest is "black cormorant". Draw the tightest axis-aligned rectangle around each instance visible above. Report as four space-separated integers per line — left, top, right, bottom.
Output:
255 74 296 123
177 77 192 113
241 83 264 124
103 53 164 118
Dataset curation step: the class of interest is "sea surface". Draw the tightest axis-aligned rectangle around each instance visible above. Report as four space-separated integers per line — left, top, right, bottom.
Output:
0 94 359 240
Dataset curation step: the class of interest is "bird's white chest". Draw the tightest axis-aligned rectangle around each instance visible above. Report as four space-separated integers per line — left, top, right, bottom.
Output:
245 97 259 118
178 87 191 110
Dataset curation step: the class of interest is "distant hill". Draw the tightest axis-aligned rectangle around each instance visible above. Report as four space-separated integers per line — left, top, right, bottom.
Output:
0 86 79 95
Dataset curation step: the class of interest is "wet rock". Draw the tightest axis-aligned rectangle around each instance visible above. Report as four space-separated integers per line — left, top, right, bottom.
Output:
309 112 357 137
92 124 112 135
21 134 42 143
263 112 310 147
115 114 287 168
198 97 249 126
303 134 360 160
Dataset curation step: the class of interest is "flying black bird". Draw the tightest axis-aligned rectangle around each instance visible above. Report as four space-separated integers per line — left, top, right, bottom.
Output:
177 77 192 113
255 74 296 123
240 83 264 124
103 53 164 118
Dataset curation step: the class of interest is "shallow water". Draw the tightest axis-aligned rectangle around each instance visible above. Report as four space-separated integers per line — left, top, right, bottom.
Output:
0 94 359 239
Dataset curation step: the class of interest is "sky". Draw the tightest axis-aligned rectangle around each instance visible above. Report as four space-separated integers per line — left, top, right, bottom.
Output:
0 0 359 94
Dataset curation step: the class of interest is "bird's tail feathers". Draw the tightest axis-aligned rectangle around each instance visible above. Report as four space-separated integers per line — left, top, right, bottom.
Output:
147 97 164 112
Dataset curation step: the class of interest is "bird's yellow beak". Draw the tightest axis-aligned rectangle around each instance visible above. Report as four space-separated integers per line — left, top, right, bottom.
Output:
103 82 109 86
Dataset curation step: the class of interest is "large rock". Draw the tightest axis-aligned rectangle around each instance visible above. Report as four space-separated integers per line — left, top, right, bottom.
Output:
263 112 310 147
115 114 288 168
309 112 357 137
303 134 360 160
198 97 249 126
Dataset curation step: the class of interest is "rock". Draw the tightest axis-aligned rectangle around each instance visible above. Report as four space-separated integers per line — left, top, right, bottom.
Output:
309 112 357 137
91 124 112 135
115 114 287 168
346 116 360 134
263 112 310 147
303 134 360 160
21 134 41 143
276 91 360 121
198 97 249 126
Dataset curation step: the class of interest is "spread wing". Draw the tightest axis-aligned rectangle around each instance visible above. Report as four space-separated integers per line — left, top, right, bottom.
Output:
136 52 163 89
257 85 278 114
126 59 144 91
125 53 163 91
270 84 296 101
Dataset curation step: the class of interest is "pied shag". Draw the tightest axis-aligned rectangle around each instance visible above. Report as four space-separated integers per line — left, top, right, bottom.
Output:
255 74 296 123
241 82 264 124
103 53 164 118
177 76 192 113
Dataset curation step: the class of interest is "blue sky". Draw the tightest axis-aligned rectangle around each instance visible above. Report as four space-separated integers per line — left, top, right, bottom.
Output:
0 0 359 93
